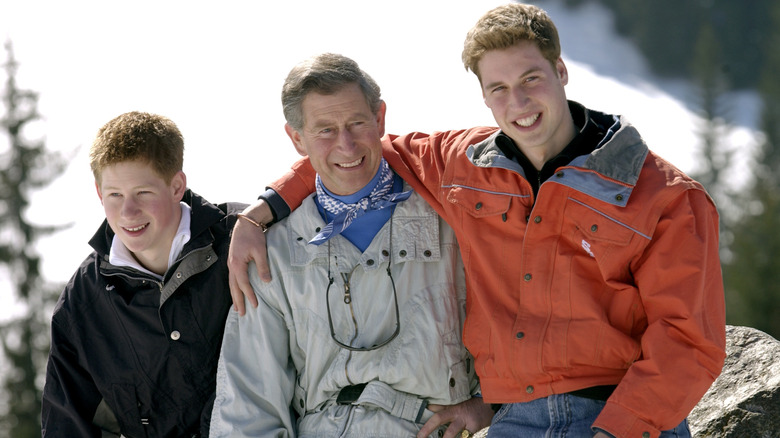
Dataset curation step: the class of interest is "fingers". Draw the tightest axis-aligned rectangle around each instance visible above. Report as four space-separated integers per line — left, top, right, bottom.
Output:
427 403 445 413
228 219 265 315
442 421 469 438
417 410 446 437
229 274 247 316
252 232 272 283
417 398 494 438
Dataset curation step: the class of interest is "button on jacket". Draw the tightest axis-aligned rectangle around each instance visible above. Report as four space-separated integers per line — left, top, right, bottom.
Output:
268 102 726 437
210 187 477 437
42 190 244 438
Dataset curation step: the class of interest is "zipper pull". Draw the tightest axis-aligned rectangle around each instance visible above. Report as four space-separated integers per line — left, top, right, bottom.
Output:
340 272 351 304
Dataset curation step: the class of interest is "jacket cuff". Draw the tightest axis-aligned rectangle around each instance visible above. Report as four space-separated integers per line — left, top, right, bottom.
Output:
267 156 316 218
591 401 660 438
258 189 289 225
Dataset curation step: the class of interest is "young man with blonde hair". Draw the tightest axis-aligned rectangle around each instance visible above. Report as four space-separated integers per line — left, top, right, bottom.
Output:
42 112 244 437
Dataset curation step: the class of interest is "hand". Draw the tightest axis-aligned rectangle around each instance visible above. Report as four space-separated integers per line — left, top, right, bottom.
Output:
593 433 611 438
228 201 273 316
417 397 494 438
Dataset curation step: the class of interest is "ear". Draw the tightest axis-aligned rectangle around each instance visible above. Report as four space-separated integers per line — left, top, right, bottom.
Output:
375 101 387 138
95 180 104 204
285 123 308 157
556 57 569 86
170 171 187 201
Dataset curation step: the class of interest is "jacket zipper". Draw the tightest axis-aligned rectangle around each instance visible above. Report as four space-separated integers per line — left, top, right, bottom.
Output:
341 267 360 384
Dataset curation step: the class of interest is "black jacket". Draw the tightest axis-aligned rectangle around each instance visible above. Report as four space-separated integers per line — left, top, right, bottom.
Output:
42 190 245 437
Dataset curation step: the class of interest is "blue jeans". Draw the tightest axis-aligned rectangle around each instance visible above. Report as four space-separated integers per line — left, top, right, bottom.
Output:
486 394 690 437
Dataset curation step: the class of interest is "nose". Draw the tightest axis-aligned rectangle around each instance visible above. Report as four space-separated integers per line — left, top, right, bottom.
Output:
510 87 530 109
120 196 140 218
336 127 357 152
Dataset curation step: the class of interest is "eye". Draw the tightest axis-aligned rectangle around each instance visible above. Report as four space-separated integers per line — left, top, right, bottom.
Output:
523 75 540 84
490 85 507 94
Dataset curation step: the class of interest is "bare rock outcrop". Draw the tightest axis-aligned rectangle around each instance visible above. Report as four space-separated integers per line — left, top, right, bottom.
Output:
688 325 780 437
471 325 780 437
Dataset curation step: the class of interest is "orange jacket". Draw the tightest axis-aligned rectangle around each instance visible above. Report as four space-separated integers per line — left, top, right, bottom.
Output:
270 114 726 437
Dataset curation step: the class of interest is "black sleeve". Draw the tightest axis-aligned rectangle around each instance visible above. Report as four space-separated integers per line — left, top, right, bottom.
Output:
258 188 291 225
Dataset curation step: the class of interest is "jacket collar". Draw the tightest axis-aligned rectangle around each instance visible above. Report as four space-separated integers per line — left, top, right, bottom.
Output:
467 101 649 188
284 187 441 269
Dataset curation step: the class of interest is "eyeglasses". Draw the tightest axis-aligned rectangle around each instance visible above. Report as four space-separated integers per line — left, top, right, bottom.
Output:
325 221 401 352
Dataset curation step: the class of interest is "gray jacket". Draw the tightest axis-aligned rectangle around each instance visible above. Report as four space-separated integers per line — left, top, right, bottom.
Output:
210 187 478 437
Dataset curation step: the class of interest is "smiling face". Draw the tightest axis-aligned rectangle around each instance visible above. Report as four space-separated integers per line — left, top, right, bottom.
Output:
285 82 386 196
479 41 576 166
97 160 186 274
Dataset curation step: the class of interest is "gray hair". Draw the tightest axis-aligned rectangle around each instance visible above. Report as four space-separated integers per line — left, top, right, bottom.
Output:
281 53 383 131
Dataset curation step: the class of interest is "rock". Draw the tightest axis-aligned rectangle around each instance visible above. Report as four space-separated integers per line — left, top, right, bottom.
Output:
467 326 780 437
688 325 780 437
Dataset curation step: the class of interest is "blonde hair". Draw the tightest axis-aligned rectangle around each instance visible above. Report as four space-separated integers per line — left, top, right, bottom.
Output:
462 3 561 80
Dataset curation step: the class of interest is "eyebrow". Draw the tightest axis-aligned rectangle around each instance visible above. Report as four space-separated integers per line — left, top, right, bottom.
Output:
307 112 373 131
100 183 154 192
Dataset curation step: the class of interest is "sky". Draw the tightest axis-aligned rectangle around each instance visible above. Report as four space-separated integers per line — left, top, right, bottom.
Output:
0 0 760 314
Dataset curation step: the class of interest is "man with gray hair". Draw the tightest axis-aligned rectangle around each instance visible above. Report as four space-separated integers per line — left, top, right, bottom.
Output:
209 53 494 437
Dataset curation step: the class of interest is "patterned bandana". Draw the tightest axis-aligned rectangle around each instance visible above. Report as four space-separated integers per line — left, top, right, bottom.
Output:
310 158 412 245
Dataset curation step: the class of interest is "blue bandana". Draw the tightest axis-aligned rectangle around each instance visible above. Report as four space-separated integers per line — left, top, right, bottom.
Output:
310 158 412 245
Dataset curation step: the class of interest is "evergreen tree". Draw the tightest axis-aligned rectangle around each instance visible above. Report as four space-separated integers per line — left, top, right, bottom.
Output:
0 40 66 438
688 22 735 257
722 2 780 338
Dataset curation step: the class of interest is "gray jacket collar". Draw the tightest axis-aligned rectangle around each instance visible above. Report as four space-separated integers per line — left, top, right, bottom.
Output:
468 113 649 188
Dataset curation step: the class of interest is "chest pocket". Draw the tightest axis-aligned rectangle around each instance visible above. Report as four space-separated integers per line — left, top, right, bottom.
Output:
565 198 636 250
561 197 645 296
444 185 513 219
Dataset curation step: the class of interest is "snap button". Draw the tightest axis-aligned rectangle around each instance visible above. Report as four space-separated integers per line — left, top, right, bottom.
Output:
534 216 541 223
642 433 650 438
516 332 525 339
170 330 181 341
475 202 483 210
556 171 564 178
449 378 456 387
524 273 532 281
526 385 534 394
423 250 432 257
382 250 389 257
366 259 375 266
615 194 624 201
399 250 407 257
591 224 598 232
176 272 182 279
